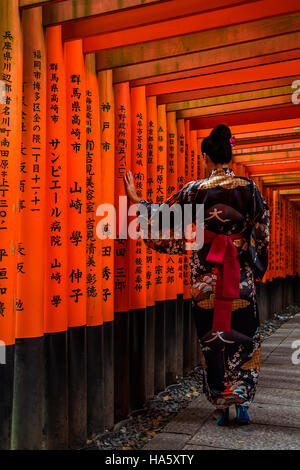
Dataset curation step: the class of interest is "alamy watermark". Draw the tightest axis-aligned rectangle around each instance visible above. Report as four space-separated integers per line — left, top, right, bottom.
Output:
95 196 204 250
291 340 300 365
291 80 300 105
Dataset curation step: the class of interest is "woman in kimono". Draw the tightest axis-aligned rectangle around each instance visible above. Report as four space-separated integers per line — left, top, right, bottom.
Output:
124 123 270 426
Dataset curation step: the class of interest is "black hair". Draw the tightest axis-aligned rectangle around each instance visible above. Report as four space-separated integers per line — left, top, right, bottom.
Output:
201 123 232 164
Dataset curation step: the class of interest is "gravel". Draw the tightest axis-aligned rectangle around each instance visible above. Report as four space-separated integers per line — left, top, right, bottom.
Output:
83 303 300 450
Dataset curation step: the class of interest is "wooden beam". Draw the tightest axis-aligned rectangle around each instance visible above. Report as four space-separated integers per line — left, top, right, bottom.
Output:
85 0 300 52
158 76 297 104
43 0 165 23
20 0 66 7
233 152 300 163
94 11 300 66
177 95 292 119
146 59 300 96
266 184 300 190
196 119 300 136
234 142 300 155
279 189 300 194
44 0 247 27
262 175 300 184
246 161 300 173
131 50 300 87
232 127 300 140
166 85 291 112
234 137 300 148
113 33 300 83
190 105 300 130
257 171 300 179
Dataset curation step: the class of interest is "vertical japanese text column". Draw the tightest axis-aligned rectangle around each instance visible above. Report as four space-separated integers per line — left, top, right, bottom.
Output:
197 134 205 179
165 110 178 385
190 129 198 182
146 97 157 319
154 103 167 392
145 95 157 399
114 81 131 420
65 39 87 448
188 128 198 368
176 118 185 376
184 119 191 301
44 25 68 449
85 53 104 436
183 119 192 373
130 86 147 407
98 69 115 428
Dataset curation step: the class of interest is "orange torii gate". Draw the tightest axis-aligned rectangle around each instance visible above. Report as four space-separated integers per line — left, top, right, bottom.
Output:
0 0 300 450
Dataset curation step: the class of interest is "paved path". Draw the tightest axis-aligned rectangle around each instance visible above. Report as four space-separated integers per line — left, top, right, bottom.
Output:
143 314 300 450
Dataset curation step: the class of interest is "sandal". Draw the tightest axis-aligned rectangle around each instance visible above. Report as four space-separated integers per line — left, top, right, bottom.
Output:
235 404 251 425
213 407 229 426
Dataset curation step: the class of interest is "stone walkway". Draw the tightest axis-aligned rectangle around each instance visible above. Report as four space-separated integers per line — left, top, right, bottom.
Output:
143 314 300 450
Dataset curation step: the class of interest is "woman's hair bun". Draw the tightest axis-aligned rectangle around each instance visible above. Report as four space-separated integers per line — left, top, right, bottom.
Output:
201 123 233 164
210 123 231 143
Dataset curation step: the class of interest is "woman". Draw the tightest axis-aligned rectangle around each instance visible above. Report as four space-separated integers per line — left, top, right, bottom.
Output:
124 124 270 426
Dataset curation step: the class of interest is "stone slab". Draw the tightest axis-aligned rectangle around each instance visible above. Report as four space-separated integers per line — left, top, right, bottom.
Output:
260 364 300 375
183 444 228 450
162 399 213 435
287 330 300 338
266 346 295 356
249 403 300 428
258 376 300 391
254 387 300 406
263 355 297 366
189 421 300 450
143 432 191 450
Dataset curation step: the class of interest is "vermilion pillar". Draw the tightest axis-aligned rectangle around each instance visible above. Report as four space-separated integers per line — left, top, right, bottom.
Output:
129 86 148 407
114 82 130 313
65 38 87 448
0 0 22 450
145 95 157 400
98 69 115 428
153 103 167 392
12 6 45 450
85 52 104 435
183 119 191 301
44 23 68 450
166 111 178 300
183 120 193 374
114 81 131 420
176 118 185 377
155 104 167 303
146 96 157 309
165 110 178 385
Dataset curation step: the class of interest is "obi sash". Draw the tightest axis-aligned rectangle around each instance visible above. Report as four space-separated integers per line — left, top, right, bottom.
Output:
204 230 244 332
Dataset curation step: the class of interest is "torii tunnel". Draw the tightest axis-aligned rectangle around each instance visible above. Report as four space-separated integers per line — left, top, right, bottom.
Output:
0 0 300 450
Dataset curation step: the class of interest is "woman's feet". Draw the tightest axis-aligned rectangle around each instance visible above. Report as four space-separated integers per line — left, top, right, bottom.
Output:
213 407 229 426
213 405 251 426
235 404 251 425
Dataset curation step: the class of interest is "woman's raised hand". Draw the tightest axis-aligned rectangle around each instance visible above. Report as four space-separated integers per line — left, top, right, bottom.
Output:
124 170 141 204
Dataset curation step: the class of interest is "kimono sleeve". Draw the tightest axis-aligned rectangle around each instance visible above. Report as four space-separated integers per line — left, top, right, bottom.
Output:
138 181 196 255
243 182 270 280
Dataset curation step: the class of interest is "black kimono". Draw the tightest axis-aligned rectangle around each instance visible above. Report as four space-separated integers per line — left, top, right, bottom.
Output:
139 167 270 409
